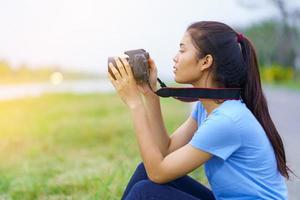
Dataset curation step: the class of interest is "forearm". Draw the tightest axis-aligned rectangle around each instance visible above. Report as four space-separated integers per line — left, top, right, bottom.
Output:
143 92 170 156
129 102 164 176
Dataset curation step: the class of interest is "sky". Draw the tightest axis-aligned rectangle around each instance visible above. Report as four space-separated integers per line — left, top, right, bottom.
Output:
0 0 292 79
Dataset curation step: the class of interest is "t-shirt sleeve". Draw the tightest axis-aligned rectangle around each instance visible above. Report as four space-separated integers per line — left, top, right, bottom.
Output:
191 102 199 121
189 113 241 160
191 102 206 123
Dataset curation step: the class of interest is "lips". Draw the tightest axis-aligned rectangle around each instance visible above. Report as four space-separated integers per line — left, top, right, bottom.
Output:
173 67 177 73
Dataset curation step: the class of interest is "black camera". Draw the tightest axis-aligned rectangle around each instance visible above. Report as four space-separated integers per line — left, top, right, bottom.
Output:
108 49 150 84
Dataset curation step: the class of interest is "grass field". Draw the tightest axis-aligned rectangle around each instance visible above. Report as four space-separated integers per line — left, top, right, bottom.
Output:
0 93 206 200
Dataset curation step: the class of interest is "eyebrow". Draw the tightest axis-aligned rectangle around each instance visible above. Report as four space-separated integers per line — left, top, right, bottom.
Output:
180 43 185 47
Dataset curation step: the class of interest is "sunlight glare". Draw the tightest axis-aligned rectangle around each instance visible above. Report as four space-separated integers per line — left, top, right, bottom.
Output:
50 72 63 85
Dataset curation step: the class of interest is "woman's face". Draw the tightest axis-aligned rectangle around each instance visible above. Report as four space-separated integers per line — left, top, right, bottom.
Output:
173 32 202 85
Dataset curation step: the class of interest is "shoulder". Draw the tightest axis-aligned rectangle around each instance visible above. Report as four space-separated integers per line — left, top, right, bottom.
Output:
197 100 246 139
214 100 250 123
202 110 236 133
190 108 242 160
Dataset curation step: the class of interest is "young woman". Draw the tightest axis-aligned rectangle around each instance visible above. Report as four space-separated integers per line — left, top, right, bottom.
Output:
108 21 289 200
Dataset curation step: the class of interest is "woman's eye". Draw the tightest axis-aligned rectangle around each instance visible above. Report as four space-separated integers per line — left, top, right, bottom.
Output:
179 50 184 53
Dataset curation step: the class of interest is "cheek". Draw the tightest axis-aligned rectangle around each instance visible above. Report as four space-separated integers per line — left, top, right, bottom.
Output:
174 50 200 83
175 61 200 83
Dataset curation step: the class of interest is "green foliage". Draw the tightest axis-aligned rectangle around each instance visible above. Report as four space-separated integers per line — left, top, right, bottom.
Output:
0 93 204 199
260 64 294 83
240 20 300 68
240 21 279 65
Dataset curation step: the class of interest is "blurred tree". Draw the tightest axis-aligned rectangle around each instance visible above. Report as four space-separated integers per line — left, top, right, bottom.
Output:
238 0 300 69
241 20 300 66
271 0 299 68
241 21 279 65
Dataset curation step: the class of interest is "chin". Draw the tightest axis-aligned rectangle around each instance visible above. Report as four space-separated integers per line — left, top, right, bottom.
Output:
174 76 182 84
174 77 189 84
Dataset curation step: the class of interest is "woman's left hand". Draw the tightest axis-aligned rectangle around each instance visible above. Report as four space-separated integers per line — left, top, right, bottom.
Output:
108 57 143 109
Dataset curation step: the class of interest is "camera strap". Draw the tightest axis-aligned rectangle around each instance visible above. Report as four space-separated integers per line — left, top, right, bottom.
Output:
154 78 241 102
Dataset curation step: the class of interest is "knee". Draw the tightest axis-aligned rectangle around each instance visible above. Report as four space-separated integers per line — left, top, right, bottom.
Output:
133 180 157 190
126 180 158 199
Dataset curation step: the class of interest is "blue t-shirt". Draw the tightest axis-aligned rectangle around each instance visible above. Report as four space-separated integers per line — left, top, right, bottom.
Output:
189 100 287 200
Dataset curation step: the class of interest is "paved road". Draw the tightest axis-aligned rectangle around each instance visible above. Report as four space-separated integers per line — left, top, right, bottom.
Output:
264 86 300 200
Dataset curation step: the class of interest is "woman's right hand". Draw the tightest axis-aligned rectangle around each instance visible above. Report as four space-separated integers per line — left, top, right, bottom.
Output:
137 57 158 95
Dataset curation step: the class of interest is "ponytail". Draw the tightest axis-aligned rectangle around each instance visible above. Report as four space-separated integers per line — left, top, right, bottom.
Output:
240 36 291 179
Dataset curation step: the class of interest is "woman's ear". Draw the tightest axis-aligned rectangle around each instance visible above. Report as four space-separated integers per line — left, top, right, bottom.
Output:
198 54 213 71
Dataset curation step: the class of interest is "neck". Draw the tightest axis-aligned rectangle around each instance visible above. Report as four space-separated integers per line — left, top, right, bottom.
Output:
192 77 224 116
199 99 223 117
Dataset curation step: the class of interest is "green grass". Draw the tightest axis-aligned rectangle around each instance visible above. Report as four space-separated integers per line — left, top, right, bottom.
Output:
0 93 206 199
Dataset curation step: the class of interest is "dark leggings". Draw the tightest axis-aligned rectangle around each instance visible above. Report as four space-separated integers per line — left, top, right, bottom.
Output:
121 163 215 200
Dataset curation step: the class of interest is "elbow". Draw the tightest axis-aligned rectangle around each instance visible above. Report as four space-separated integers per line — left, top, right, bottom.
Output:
148 173 164 184
145 157 168 184
148 170 167 184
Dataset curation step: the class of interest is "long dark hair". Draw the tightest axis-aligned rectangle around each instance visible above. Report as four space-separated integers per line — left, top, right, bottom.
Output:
187 21 291 179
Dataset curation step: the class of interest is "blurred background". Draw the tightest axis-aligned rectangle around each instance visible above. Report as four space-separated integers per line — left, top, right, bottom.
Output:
0 0 299 199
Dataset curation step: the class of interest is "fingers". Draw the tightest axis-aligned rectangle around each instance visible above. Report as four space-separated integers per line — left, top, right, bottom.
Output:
109 62 121 80
114 57 128 77
119 57 133 78
108 70 120 92
108 70 116 84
